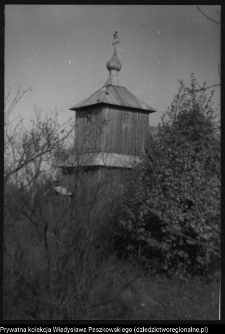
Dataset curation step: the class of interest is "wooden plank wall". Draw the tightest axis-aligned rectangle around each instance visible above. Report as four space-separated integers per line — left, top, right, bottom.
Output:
75 105 149 156
75 106 103 153
102 106 149 155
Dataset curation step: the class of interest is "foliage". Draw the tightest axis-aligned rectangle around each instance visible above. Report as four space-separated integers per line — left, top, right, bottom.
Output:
3 171 144 320
3 83 220 319
4 205 220 320
114 75 221 276
4 187 220 321
3 87 138 319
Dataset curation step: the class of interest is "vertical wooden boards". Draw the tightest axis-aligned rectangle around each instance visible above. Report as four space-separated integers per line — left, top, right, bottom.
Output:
102 106 111 152
139 113 145 154
76 109 85 152
75 104 149 156
136 111 139 154
144 112 149 150
116 107 121 153
102 106 121 153
122 110 127 154
131 110 136 155
75 106 103 153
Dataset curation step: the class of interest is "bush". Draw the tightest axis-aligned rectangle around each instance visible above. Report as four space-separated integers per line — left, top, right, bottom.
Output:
113 76 220 277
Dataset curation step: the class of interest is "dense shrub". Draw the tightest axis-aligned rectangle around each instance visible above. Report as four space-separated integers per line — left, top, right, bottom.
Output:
113 76 221 277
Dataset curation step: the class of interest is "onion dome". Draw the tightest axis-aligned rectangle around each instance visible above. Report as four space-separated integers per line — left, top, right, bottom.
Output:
104 32 122 86
106 49 122 72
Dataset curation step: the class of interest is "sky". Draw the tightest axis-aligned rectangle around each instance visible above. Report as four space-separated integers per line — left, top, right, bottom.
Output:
5 5 220 128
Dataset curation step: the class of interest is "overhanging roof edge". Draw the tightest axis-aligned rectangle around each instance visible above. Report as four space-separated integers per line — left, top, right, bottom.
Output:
69 84 156 113
70 102 156 113
57 152 143 169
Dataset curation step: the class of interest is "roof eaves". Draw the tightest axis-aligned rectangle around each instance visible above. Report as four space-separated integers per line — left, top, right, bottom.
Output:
57 152 142 169
69 84 156 113
69 87 104 110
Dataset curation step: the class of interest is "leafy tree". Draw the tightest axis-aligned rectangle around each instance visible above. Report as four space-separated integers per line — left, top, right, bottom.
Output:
115 75 220 276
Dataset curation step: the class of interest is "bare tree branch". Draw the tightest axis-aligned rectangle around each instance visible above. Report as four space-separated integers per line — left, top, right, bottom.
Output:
196 83 220 92
5 87 32 124
4 88 74 186
4 131 72 184
195 5 221 25
178 79 220 93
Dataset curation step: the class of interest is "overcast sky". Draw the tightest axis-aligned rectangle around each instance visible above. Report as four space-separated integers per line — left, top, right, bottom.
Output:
5 5 220 127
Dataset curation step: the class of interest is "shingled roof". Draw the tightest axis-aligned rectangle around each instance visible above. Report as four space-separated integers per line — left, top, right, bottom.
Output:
70 85 156 113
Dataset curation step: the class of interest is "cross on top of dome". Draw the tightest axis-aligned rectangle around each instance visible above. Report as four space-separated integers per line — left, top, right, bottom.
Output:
106 32 122 77
112 31 119 51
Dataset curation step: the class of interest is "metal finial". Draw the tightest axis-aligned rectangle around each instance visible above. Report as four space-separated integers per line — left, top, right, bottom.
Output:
112 31 119 51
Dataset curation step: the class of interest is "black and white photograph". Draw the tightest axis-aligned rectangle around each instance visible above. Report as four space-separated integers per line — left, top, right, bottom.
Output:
4 5 221 320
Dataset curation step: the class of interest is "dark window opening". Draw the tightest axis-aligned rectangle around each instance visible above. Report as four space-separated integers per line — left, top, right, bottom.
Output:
86 114 91 123
123 112 129 128
86 109 92 123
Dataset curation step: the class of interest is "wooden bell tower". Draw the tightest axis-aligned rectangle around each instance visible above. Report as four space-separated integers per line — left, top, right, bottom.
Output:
59 33 156 203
